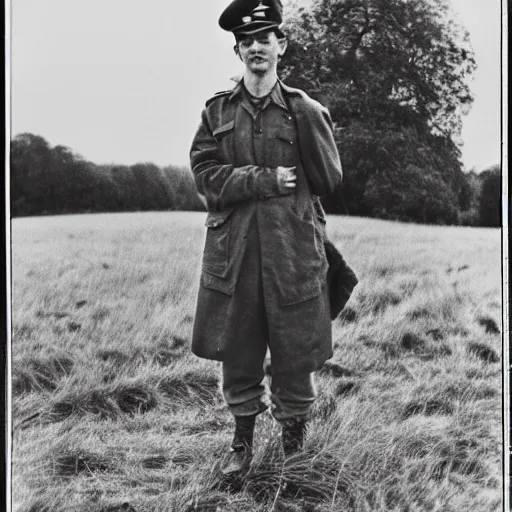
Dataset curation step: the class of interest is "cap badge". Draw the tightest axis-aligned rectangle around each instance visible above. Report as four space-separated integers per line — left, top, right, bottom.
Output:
242 16 252 23
252 2 269 19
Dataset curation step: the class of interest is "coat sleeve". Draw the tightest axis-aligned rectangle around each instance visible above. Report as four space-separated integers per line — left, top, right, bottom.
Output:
190 109 283 211
312 107 343 197
298 102 343 197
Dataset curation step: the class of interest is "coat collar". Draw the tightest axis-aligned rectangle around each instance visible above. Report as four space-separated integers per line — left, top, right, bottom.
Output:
277 80 303 97
228 79 290 111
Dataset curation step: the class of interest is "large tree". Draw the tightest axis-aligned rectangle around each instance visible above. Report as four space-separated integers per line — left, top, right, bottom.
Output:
281 0 476 223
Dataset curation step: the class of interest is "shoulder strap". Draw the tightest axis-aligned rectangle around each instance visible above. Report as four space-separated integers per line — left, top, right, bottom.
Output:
205 90 232 107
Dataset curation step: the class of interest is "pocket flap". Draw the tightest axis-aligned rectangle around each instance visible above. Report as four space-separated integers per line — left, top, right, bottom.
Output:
205 209 234 228
276 134 295 144
276 125 297 144
213 120 235 138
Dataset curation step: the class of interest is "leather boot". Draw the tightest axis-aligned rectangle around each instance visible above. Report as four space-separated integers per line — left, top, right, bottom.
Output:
281 417 308 457
219 414 257 477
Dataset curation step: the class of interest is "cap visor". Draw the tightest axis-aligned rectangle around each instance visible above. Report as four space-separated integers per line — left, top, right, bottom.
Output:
232 21 280 36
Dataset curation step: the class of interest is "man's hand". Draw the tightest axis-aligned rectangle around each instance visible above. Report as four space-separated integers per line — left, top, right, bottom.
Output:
276 166 297 195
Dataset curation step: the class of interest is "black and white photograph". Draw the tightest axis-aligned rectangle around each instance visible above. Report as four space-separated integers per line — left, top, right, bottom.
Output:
7 0 506 510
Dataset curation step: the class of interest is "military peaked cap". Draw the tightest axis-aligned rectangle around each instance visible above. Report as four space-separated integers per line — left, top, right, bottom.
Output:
219 0 284 35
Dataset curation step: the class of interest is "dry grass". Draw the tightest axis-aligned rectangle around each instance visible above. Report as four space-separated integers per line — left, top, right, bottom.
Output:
10 212 503 511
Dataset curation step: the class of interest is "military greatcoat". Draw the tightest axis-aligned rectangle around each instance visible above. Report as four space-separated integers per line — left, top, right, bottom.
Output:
190 80 343 375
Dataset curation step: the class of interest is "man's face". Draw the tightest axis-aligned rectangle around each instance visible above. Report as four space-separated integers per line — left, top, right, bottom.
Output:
235 30 287 75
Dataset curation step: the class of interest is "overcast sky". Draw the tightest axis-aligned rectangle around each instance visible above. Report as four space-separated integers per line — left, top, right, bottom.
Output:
10 0 502 171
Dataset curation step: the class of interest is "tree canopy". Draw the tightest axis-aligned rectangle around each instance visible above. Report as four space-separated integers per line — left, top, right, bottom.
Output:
281 0 476 223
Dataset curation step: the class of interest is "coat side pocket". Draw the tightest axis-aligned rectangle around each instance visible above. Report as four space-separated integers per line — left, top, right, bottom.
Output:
202 209 233 278
276 208 327 306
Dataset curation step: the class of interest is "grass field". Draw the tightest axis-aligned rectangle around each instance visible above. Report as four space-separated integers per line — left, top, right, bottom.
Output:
10 212 503 512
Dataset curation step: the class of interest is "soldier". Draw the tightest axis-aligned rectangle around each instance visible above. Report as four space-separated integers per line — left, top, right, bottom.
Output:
190 0 343 478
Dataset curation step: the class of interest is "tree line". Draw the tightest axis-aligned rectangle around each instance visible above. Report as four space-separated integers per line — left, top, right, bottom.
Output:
10 133 204 217
10 132 500 227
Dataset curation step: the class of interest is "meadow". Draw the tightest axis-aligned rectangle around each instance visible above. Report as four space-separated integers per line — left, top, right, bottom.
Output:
11 212 503 512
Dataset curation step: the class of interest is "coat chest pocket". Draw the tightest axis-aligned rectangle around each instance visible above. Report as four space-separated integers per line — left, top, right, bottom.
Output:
213 120 235 140
202 209 233 278
213 121 235 163
268 126 297 168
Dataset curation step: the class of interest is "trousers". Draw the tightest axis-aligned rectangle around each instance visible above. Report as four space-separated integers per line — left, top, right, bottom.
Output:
223 359 316 420
220 213 317 421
